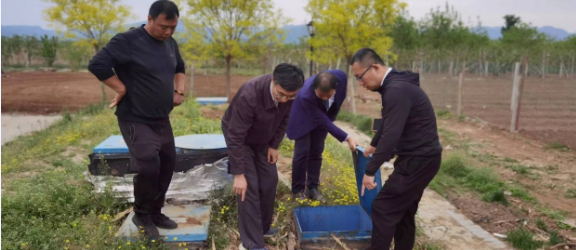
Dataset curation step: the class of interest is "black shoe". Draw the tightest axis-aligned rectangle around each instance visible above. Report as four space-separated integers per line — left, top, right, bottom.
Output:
305 188 324 201
292 191 307 202
132 214 159 237
152 213 178 229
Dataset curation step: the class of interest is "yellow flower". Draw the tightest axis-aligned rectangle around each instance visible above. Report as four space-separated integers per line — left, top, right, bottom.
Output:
179 244 182 247
183 243 186 246
127 242 131 245
86 244 91 248
118 247 122 249
151 240 155 243
66 240 70 243
174 237 178 241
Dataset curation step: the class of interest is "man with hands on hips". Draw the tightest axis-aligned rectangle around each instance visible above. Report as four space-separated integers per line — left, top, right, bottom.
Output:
350 48 443 250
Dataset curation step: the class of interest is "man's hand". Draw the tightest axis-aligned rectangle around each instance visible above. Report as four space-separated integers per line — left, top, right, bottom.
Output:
361 174 377 196
267 147 279 164
109 86 126 109
364 145 376 158
233 174 248 201
346 136 358 152
173 92 184 106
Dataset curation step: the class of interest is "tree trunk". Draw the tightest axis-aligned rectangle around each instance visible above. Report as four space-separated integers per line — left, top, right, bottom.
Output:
485 61 489 77
336 58 341 71
101 84 107 104
541 50 546 79
347 65 357 114
189 64 195 97
449 61 454 77
571 54 575 79
560 62 564 78
226 55 232 102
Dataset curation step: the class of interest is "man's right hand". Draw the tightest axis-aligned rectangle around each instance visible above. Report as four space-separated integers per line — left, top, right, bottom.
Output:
364 145 376 158
346 136 358 152
109 91 125 109
233 174 248 201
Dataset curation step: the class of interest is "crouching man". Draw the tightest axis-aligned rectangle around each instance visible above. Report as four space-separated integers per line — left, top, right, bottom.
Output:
221 63 305 250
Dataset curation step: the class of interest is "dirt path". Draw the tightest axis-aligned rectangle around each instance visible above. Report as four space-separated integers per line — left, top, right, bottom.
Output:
1 114 62 144
334 121 510 250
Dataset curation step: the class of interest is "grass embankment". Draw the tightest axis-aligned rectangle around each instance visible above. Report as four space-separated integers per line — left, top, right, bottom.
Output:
1 101 220 250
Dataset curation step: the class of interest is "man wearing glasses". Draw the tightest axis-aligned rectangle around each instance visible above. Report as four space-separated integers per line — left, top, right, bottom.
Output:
221 63 305 250
350 48 442 250
285 69 358 201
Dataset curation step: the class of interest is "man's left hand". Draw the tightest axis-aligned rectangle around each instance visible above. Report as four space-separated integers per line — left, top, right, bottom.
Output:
174 92 184 106
267 148 279 164
361 174 377 196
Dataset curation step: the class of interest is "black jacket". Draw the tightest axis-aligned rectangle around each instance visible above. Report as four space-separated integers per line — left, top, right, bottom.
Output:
366 69 443 176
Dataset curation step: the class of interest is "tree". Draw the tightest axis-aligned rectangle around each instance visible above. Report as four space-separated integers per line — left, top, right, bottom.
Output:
7 35 24 65
1 36 12 66
307 0 404 64
42 0 132 54
60 40 92 71
180 0 288 101
306 0 405 113
502 15 521 33
23 36 41 68
41 35 59 67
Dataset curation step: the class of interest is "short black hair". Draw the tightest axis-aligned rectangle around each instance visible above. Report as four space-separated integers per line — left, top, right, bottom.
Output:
313 72 338 92
149 0 180 20
273 63 305 92
350 48 385 67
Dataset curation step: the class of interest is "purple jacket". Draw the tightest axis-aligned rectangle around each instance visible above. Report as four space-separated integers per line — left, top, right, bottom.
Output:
286 69 348 142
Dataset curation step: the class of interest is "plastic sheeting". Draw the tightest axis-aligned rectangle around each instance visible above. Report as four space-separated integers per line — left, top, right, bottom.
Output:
85 157 233 203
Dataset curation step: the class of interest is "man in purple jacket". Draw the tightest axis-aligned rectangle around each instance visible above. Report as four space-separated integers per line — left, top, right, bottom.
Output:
351 48 443 250
286 70 358 201
222 63 305 250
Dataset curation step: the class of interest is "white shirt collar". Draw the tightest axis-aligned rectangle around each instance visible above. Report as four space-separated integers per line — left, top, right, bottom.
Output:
380 67 393 87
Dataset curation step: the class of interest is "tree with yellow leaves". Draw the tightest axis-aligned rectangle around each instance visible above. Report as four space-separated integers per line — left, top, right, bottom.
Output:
42 0 133 54
306 0 405 113
180 0 288 101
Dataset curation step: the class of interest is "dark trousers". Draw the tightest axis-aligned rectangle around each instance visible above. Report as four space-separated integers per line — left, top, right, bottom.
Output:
118 119 176 215
229 143 278 249
291 128 328 193
369 154 441 250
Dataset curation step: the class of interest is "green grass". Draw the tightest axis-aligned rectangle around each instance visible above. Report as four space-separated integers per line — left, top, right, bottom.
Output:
564 188 576 199
504 157 519 163
1 100 220 249
506 228 544 250
336 111 375 136
435 109 453 119
535 218 548 231
544 141 570 152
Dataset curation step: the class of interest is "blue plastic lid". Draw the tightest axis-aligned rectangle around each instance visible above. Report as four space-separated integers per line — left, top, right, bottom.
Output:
352 146 383 218
93 135 128 154
195 97 228 106
174 134 227 150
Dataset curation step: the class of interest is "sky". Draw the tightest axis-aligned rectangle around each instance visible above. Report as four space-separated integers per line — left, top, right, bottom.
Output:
1 0 576 33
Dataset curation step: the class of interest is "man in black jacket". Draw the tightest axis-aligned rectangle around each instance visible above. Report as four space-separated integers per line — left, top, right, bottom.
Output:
350 48 443 250
88 0 185 238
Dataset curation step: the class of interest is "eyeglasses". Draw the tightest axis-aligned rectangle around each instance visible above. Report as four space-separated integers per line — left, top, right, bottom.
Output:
274 85 297 100
355 65 373 81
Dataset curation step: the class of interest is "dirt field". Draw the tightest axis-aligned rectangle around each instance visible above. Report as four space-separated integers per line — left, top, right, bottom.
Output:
3 71 575 149
1 71 255 114
346 73 576 150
